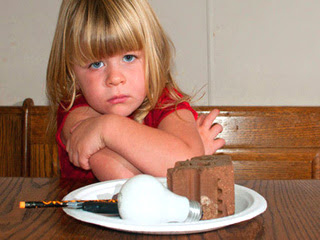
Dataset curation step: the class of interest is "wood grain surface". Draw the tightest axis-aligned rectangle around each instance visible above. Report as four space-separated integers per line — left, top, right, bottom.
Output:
0 107 23 176
0 177 319 240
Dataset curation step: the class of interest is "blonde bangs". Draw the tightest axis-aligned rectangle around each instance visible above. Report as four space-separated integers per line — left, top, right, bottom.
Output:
68 0 144 66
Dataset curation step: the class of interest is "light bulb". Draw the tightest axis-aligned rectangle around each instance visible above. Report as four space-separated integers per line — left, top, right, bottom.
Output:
117 174 202 224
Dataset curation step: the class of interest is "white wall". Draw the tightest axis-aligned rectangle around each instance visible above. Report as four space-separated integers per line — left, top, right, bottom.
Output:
1 0 319 106
1 0 60 106
150 0 210 105
210 0 320 105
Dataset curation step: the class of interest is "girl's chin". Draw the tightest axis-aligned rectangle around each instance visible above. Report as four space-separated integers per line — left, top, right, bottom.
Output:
105 106 135 117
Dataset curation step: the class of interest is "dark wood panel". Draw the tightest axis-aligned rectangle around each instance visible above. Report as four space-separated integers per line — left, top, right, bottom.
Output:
217 147 319 161
27 105 59 177
29 107 50 144
197 106 320 148
0 110 23 177
215 148 317 179
30 144 59 177
233 160 312 180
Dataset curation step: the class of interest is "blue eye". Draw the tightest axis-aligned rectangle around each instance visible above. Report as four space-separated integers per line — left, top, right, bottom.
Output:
89 61 104 69
123 55 136 63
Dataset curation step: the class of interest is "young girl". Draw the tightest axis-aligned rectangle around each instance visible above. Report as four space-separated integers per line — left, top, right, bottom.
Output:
46 0 225 181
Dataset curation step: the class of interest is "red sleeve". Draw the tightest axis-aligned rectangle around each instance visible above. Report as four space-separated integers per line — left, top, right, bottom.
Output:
56 96 95 179
56 96 89 151
143 88 197 128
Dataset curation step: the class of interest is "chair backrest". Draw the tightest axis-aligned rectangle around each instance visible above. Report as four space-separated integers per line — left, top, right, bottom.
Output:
195 106 320 179
24 99 59 177
0 98 58 177
1 99 319 179
0 106 24 176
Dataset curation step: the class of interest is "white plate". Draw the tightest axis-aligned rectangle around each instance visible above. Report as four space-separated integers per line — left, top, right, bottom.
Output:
63 178 267 234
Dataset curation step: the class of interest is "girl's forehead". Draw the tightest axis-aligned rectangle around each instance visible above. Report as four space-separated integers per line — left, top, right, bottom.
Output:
70 23 144 64
71 44 144 65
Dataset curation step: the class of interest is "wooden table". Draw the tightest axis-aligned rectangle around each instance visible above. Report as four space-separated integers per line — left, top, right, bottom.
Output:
0 178 319 240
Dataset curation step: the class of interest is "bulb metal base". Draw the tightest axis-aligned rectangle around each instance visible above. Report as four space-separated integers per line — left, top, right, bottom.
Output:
185 200 202 222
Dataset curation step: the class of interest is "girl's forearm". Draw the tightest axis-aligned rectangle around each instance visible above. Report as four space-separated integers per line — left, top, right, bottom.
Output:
89 147 142 181
100 113 204 176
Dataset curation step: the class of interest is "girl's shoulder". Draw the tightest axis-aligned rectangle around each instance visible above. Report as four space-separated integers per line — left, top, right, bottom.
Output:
158 87 183 104
59 95 88 109
57 95 89 125
144 88 197 128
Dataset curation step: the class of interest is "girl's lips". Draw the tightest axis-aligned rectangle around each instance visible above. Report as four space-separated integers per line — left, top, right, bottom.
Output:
108 95 129 104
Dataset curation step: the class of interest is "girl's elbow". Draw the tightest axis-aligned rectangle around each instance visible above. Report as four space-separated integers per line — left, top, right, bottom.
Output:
193 138 205 155
185 142 205 159
192 145 205 157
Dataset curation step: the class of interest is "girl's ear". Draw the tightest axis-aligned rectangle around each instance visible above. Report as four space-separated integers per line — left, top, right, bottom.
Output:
74 78 81 92
75 86 82 97
75 81 80 91
74 81 82 97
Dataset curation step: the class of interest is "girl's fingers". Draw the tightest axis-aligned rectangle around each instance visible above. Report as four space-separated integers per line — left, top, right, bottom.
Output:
196 114 206 127
211 138 226 153
70 120 83 133
210 123 223 138
78 155 90 170
205 138 226 155
197 109 224 154
202 109 220 128
72 152 80 167
66 140 80 168
68 147 90 170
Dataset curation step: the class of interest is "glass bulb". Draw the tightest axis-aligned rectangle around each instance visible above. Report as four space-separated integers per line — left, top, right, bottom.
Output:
117 174 202 224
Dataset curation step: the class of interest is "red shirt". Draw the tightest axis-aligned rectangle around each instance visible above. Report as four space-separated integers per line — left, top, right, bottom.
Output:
56 89 197 179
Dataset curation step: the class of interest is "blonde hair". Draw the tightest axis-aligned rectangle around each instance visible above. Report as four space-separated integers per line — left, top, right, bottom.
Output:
46 0 190 136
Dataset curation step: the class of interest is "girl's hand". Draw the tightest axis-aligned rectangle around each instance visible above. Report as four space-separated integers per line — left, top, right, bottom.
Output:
66 116 106 170
196 109 225 155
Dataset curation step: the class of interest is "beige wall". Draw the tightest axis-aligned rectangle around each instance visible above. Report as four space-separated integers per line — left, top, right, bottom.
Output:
1 0 59 105
210 0 320 105
1 0 319 106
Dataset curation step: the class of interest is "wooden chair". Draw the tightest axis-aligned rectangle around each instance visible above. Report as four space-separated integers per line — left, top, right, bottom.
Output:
196 106 320 179
0 105 24 176
0 98 58 177
1 98 319 179
23 99 59 177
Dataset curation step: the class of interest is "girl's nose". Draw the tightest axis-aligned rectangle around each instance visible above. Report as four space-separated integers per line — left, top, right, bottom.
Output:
106 66 126 86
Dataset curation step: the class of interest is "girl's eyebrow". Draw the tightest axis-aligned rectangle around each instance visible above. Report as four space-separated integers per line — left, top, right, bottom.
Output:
125 51 144 57
125 50 142 54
